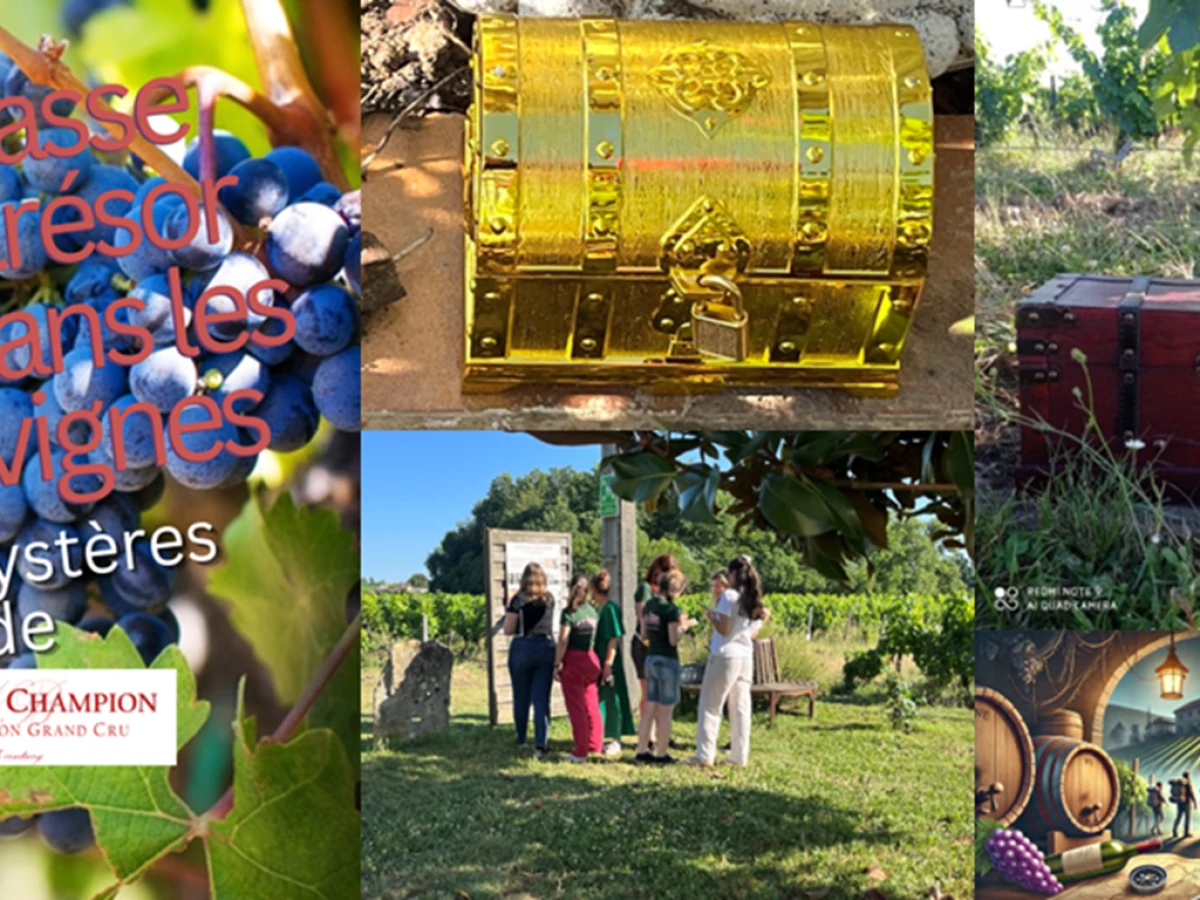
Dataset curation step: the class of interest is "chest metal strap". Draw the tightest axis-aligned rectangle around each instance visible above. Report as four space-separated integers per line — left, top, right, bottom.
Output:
1117 275 1151 441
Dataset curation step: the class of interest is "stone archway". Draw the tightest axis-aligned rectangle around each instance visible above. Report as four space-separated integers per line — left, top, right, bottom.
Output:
1089 633 1194 745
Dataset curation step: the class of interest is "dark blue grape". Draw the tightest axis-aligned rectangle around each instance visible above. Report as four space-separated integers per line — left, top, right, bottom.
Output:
78 616 114 636
0 202 47 279
109 543 172 611
182 131 251 180
17 580 88 625
0 388 34 463
0 482 28 542
344 231 361 295
333 189 360 234
265 202 349 287
198 251 275 338
53 344 128 413
255 375 318 452
0 164 21 204
0 815 35 836
117 611 173 663
199 351 268 406
164 404 244 489
219 157 289 225
24 128 93 194
97 394 163 470
22 448 102 523
15 520 83 591
129 347 198 413
265 146 322 198
164 202 234 272
313 345 360 431
292 283 357 357
114 194 183 281
72 165 138 247
299 181 341 206
37 809 94 855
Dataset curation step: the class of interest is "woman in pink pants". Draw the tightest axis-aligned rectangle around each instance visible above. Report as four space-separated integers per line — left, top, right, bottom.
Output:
554 574 603 762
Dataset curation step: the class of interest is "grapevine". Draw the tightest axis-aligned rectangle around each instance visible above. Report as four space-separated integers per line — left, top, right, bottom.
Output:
0 1 361 867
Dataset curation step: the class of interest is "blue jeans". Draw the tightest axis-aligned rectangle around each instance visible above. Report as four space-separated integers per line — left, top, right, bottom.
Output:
508 637 555 748
645 655 681 705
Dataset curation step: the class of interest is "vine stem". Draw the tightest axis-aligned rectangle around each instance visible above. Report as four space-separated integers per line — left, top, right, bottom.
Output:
0 28 203 197
202 614 361 823
239 0 347 190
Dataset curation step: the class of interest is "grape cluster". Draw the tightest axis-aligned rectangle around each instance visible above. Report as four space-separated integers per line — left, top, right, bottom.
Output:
0 54 362 853
986 828 1063 895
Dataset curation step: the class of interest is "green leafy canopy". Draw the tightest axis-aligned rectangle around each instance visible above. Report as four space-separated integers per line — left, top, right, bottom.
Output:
606 432 972 583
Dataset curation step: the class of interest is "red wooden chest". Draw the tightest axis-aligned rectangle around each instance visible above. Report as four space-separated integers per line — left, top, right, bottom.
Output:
1017 273 1200 496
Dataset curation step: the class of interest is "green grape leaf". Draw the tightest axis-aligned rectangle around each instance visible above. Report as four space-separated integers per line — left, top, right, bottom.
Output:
208 491 358 707
206 682 359 900
307 638 361 776
0 624 209 887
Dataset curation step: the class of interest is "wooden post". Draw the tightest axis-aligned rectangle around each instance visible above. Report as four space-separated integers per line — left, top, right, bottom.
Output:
601 445 639 695
421 613 429 643
806 606 813 641
1131 758 1139 836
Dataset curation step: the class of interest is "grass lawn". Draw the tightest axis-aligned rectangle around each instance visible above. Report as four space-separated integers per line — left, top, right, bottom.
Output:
361 646 973 900
974 137 1200 625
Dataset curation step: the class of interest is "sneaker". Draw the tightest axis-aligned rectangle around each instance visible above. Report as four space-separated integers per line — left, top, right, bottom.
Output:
604 741 622 758
566 753 588 763
634 752 655 764
669 739 686 750
683 755 712 767
653 754 676 765
534 746 548 760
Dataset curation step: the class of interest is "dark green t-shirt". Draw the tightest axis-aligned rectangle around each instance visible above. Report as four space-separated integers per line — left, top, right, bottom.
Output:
563 603 599 651
642 595 680 659
634 581 654 638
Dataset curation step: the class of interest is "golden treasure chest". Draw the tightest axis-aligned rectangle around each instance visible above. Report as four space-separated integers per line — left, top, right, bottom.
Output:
464 15 933 393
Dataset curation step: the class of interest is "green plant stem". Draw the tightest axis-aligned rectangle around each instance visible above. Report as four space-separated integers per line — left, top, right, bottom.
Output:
203 614 361 824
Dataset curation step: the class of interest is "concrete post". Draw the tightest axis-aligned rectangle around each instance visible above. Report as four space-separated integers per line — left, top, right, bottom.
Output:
601 445 639 694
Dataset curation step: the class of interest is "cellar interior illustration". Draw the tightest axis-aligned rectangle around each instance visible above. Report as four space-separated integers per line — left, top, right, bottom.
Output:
976 631 1200 897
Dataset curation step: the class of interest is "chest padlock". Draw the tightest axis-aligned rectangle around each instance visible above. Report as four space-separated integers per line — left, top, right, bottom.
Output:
692 274 749 361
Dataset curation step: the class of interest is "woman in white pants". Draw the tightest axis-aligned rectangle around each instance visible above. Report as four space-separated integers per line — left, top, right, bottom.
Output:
687 555 768 767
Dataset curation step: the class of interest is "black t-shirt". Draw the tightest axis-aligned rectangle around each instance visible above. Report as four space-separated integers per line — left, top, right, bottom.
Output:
507 591 555 638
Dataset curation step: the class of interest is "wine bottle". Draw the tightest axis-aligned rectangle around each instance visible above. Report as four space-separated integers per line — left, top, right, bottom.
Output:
1044 838 1162 883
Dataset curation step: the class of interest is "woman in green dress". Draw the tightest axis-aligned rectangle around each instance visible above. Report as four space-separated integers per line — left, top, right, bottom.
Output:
590 569 635 756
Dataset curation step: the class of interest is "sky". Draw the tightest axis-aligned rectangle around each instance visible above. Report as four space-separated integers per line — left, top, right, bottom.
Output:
361 432 600 582
1108 635 1200 718
978 0 1149 81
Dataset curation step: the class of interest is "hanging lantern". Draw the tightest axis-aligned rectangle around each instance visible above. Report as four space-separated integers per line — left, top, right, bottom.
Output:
1156 634 1189 700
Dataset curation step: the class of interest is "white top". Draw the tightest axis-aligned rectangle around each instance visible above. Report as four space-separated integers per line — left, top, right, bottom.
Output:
708 589 761 659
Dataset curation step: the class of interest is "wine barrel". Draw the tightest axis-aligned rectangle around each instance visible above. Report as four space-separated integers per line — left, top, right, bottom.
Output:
1030 736 1119 836
1032 709 1084 740
975 687 1036 827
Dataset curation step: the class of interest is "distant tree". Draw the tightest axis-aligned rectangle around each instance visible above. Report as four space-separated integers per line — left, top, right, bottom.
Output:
426 467 604 593
846 518 967 596
408 573 429 589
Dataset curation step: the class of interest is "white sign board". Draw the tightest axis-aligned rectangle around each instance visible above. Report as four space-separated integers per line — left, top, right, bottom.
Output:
505 541 569 636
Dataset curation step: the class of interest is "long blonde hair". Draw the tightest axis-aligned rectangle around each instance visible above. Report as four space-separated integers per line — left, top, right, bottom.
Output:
566 573 590 612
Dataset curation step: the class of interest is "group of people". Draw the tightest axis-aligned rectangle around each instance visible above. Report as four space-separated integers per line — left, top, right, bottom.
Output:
1147 770 1198 838
503 552 769 766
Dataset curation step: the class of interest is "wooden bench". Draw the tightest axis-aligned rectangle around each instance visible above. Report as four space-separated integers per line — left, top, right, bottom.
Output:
681 638 818 726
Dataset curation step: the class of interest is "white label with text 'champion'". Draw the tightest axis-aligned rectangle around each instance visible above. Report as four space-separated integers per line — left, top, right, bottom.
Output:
0 669 177 766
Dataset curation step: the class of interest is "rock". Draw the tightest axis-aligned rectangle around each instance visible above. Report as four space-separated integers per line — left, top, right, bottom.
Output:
375 641 454 746
441 0 972 78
